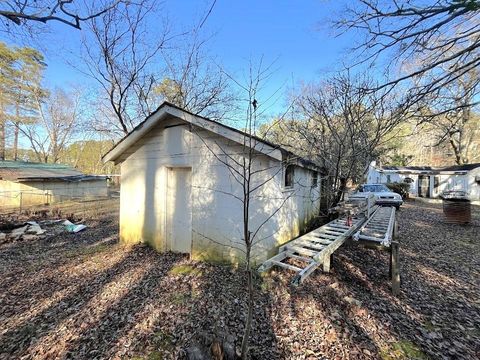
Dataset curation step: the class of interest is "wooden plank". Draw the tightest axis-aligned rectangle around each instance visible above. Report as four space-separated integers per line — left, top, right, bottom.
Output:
270 260 302 272
391 240 400 295
322 254 331 272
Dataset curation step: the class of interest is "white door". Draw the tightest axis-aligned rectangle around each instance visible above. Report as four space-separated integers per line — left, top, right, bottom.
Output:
166 167 192 253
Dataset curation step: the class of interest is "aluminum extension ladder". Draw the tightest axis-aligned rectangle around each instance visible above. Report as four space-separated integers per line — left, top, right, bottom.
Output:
352 205 400 295
352 206 396 247
258 213 371 286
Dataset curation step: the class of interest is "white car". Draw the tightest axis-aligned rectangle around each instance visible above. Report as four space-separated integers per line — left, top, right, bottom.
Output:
354 184 403 209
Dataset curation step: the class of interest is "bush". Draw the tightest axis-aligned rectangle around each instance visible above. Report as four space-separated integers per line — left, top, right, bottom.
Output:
386 182 410 199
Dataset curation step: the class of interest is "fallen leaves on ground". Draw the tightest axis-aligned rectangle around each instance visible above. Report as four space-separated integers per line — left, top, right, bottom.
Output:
0 200 478 359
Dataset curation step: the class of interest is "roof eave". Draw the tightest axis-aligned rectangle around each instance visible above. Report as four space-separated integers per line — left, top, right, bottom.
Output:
102 104 285 164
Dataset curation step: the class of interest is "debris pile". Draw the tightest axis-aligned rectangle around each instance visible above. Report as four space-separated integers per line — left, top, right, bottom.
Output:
0 219 87 244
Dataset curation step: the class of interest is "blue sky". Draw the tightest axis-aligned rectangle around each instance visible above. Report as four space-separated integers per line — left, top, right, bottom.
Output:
4 0 357 116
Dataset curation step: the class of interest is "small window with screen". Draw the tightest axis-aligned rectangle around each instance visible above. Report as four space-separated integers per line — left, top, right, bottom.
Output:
284 164 294 188
312 171 318 187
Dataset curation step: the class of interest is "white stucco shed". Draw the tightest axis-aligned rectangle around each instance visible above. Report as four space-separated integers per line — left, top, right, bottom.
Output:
103 102 322 263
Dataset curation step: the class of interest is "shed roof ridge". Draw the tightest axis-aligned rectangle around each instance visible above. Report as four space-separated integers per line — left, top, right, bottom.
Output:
102 101 321 171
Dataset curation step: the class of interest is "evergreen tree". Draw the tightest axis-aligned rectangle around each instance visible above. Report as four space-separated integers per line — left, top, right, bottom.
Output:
9 46 46 160
0 42 46 161
0 42 17 160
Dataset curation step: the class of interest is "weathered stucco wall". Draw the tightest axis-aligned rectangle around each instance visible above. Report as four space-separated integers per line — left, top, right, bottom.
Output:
0 179 108 209
118 116 321 264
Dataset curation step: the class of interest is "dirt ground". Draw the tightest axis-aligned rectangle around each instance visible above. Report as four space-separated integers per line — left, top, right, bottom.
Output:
0 199 478 359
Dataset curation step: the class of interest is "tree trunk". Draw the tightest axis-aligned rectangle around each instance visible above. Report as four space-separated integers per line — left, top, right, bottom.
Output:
13 122 19 161
240 244 254 360
0 120 5 161
449 137 462 165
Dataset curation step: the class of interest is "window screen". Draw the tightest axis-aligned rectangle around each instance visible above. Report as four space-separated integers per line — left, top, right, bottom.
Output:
284 165 294 188
312 171 318 187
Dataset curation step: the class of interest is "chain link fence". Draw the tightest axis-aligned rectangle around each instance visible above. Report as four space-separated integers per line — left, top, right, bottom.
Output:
0 190 119 220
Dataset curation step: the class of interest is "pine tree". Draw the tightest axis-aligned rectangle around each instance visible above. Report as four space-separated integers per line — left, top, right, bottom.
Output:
0 42 46 161
0 43 17 160
9 46 46 160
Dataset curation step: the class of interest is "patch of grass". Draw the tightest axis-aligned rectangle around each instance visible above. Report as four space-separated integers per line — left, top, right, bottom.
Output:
422 321 436 331
454 239 477 249
169 264 202 276
380 340 429 360
260 277 274 291
152 330 174 352
169 292 190 304
191 288 201 299
147 351 163 360
467 327 480 337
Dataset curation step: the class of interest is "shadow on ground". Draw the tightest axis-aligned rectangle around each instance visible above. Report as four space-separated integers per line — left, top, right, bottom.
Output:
0 201 479 359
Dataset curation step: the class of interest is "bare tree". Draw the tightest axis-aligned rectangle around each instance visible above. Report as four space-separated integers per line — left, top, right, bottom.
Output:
264 73 403 208
426 68 480 164
337 0 480 113
0 0 125 32
154 33 237 122
20 87 83 163
187 61 309 359
80 0 171 135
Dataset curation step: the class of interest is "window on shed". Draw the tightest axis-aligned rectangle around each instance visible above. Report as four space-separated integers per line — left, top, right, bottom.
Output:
386 175 391 183
311 171 318 187
284 165 294 188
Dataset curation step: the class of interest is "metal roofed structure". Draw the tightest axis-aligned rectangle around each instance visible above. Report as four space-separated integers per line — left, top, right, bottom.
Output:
0 161 105 182
0 161 109 209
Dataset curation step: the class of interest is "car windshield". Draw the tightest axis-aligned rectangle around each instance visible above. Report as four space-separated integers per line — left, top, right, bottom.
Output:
362 184 390 193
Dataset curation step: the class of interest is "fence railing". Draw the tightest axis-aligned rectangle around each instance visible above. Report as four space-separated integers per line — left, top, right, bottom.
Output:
0 190 117 217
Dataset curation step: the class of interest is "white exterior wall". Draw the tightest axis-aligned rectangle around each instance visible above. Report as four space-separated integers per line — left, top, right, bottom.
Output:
366 164 480 200
118 117 321 263
466 168 480 200
366 165 419 195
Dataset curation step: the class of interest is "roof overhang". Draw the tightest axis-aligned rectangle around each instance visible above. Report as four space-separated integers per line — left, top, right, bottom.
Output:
103 103 284 164
375 168 468 176
14 175 108 183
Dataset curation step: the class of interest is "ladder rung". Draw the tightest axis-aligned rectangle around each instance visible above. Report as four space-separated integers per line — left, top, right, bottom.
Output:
270 260 302 272
302 235 333 245
319 228 346 235
286 245 318 257
328 223 350 230
289 239 326 251
286 252 315 263
313 233 339 240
